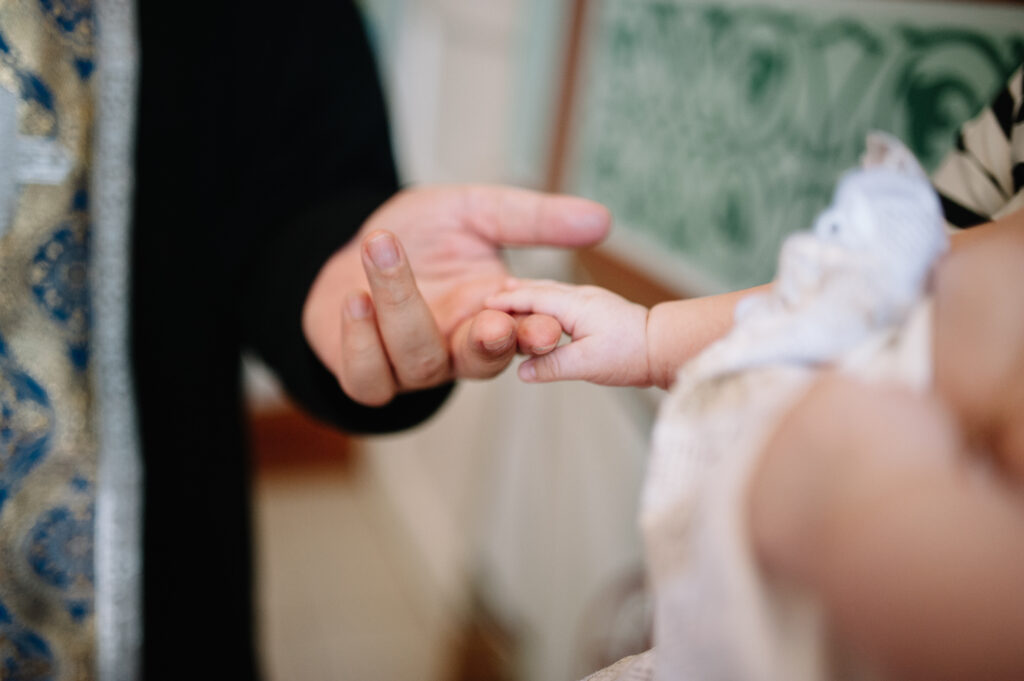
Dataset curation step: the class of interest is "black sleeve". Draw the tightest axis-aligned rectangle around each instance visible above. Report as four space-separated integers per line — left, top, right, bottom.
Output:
225 0 453 432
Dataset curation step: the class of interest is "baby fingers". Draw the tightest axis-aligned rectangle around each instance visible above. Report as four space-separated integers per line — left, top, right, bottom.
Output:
517 345 585 383
485 282 581 328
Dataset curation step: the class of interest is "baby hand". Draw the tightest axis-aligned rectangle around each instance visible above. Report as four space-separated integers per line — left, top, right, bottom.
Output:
485 279 651 386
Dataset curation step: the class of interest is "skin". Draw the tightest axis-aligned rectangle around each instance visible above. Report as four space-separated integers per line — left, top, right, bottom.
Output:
302 184 611 406
748 375 1024 681
930 209 1024 478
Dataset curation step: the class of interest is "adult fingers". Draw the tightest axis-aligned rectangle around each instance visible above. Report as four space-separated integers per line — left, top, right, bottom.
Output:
515 314 563 355
338 290 398 406
462 185 611 247
449 309 518 379
362 230 451 390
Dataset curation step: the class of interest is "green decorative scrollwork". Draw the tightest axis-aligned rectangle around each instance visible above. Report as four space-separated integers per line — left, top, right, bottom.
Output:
570 0 1024 289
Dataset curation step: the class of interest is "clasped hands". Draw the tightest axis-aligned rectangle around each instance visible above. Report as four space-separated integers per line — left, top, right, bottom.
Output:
302 184 611 406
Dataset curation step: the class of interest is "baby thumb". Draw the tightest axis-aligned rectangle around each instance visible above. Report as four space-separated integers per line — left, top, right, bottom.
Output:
518 346 582 383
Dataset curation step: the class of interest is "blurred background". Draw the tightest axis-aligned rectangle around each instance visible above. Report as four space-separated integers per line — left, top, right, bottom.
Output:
245 1 1024 679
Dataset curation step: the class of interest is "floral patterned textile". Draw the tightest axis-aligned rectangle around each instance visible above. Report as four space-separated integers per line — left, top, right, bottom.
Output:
0 0 97 678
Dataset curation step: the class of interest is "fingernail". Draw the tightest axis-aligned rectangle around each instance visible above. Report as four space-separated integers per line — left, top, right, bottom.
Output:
346 293 371 320
483 333 514 352
532 343 556 354
519 362 537 382
367 233 400 269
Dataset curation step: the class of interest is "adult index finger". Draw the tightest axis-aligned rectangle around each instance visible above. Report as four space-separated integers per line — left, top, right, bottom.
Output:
361 230 451 390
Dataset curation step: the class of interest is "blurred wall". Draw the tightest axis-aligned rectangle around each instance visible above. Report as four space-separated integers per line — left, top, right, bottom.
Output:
359 0 550 185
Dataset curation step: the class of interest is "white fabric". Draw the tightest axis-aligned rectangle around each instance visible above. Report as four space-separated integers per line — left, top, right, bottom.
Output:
91 0 143 678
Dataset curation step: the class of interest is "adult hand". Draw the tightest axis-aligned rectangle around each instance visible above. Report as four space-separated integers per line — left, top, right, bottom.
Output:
302 184 611 406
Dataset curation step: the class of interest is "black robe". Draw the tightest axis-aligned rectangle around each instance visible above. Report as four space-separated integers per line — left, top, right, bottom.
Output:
131 2 451 677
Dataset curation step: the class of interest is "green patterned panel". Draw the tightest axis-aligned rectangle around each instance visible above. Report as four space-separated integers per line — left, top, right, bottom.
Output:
568 0 1024 291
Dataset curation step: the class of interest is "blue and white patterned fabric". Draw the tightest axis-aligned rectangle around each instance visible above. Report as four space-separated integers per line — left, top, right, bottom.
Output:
0 0 98 678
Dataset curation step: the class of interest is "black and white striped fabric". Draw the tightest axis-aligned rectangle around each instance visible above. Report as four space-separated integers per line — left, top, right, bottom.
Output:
932 66 1024 229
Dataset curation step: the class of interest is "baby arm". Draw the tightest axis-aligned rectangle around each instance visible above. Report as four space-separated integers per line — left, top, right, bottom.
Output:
485 280 652 386
487 280 772 388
